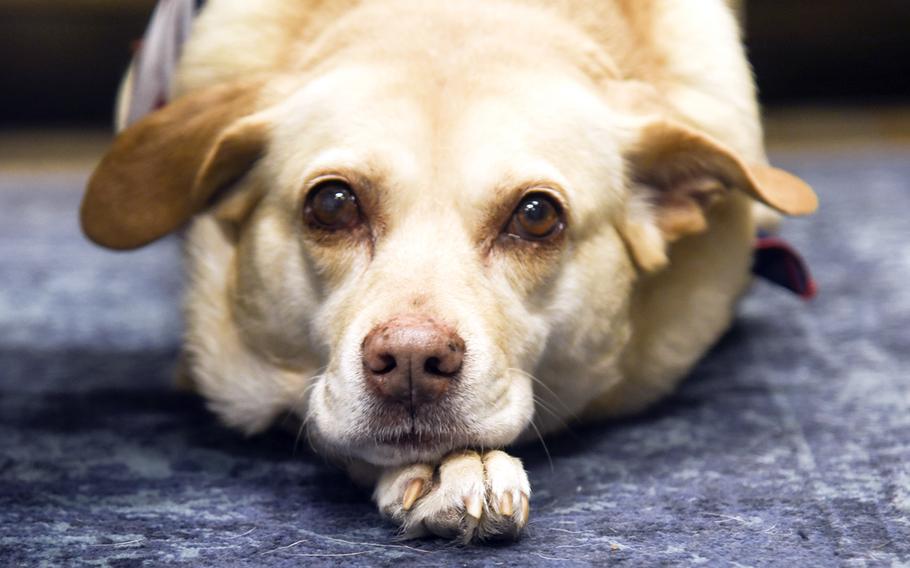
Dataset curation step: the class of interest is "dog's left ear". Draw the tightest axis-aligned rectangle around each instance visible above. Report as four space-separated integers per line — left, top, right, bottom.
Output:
81 79 271 250
621 120 818 271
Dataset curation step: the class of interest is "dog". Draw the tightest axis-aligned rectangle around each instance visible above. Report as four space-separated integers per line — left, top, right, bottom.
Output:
80 0 817 542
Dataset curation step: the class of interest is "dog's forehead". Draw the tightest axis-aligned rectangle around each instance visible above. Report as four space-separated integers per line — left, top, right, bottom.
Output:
269 62 622 211
269 65 433 190
449 71 623 194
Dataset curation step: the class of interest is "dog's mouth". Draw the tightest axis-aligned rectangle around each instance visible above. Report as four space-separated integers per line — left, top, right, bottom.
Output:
367 403 468 448
373 430 447 449
342 402 474 464
362 432 467 466
329 428 463 466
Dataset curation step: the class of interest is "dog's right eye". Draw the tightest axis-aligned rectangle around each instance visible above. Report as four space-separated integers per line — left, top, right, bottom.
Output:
304 180 361 230
505 192 565 241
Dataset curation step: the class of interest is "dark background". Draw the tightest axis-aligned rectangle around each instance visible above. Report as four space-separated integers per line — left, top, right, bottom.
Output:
0 0 908 126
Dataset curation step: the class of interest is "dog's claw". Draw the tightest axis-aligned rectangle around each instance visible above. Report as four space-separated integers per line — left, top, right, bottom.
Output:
519 493 530 526
402 478 425 511
499 493 514 516
375 451 529 542
464 493 483 521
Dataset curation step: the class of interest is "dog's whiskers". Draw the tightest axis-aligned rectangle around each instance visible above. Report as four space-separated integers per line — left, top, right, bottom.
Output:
528 417 554 473
507 367 577 419
287 368 328 456
531 394 572 433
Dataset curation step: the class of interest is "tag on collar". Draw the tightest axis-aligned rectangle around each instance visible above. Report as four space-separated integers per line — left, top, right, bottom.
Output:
121 0 200 128
752 234 817 300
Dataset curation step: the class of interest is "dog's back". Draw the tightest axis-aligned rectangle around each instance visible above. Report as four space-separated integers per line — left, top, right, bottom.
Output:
177 0 760 160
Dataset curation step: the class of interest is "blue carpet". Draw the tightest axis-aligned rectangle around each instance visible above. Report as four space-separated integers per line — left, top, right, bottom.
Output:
1 150 909 566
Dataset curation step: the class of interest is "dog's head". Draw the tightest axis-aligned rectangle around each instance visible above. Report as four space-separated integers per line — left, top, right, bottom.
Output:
83 29 816 466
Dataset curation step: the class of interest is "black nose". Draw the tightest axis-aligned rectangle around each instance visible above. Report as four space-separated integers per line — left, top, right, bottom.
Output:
362 315 465 407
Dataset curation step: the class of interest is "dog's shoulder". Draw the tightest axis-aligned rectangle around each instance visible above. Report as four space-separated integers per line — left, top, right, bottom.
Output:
176 0 362 93
177 0 738 87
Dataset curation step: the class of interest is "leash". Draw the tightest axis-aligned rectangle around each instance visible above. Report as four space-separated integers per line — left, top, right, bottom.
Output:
121 0 202 128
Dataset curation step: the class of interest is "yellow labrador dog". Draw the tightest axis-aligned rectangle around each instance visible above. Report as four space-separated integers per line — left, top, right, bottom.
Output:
81 0 817 542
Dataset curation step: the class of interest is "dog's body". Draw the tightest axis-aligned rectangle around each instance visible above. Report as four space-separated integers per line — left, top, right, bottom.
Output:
82 0 816 541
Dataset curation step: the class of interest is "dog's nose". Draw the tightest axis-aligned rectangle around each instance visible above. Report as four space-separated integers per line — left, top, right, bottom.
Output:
362 316 465 407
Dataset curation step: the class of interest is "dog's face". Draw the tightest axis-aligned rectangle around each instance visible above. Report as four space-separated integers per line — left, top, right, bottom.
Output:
226 62 637 465
82 52 816 467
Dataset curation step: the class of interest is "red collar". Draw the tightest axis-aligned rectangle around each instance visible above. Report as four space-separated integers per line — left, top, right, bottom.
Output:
753 235 817 300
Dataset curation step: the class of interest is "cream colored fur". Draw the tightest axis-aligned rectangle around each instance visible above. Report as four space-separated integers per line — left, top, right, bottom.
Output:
135 0 794 540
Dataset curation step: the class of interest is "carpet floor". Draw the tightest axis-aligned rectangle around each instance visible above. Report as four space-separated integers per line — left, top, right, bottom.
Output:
1 149 908 566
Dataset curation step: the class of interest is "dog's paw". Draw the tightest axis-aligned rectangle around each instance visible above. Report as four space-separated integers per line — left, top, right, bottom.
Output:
373 450 530 542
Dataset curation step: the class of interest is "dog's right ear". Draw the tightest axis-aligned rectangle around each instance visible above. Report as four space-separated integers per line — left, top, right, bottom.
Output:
619 119 817 272
81 80 271 250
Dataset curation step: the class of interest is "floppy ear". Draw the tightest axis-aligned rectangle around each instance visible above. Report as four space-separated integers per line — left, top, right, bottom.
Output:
81 80 270 250
621 120 818 271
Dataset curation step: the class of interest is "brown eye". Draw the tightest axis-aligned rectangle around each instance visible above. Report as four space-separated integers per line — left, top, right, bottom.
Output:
305 180 361 230
508 192 564 240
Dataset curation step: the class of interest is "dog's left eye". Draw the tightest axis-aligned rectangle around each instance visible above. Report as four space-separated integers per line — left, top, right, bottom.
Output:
304 180 361 230
506 192 565 241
